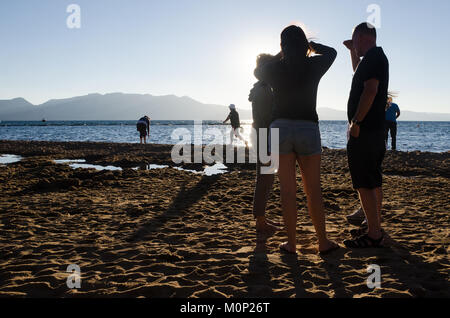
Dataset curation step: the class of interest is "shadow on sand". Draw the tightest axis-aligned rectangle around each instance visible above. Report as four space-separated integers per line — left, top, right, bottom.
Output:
127 174 220 242
245 234 449 297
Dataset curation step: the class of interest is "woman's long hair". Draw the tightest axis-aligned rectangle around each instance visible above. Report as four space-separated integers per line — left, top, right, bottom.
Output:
280 25 312 68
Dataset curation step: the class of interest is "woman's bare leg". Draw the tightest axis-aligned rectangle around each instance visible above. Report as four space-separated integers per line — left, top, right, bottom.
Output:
278 153 298 253
297 154 338 252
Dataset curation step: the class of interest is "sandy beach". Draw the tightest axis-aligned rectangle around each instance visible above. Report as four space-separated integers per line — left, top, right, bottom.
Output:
0 140 448 298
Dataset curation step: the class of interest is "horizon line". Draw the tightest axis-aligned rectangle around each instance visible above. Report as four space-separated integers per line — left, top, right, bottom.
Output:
2 93 450 115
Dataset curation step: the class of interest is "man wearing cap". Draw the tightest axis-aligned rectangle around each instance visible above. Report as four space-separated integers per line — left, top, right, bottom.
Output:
223 104 248 146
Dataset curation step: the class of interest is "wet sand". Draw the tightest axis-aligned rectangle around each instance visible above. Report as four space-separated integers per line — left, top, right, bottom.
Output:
0 140 449 297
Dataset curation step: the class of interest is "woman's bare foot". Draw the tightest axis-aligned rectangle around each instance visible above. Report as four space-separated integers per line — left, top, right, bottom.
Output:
279 242 297 254
256 222 279 243
256 217 280 234
318 240 340 255
257 222 279 234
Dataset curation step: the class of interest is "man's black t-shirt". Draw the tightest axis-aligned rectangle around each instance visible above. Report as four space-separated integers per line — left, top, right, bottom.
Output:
229 109 240 129
347 46 389 132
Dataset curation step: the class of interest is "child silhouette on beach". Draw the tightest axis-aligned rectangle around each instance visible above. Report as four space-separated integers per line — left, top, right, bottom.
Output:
249 53 280 240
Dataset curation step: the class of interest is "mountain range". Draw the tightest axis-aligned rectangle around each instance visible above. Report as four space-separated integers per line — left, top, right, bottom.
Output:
0 93 449 121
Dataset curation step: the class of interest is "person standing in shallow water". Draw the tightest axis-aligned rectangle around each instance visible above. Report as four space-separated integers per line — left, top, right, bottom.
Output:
249 53 279 239
343 22 389 248
136 115 150 144
254 25 339 255
385 96 401 150
223 104 248 146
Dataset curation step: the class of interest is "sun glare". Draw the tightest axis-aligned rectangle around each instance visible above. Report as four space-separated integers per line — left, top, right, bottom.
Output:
235 37 279 74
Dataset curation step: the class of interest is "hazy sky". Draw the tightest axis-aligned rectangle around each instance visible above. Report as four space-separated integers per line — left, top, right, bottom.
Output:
0 0 449 113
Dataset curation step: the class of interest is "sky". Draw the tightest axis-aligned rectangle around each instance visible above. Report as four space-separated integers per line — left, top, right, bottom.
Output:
0 0 449 113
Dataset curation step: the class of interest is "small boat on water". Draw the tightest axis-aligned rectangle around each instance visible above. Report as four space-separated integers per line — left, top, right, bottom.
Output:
42 118 46 122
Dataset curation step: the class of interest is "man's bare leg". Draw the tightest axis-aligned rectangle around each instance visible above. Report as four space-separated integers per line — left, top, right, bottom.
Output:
357 188 383 239
375 187 383 223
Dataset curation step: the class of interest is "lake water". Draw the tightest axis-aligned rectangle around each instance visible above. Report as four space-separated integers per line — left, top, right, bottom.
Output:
0 120 448 153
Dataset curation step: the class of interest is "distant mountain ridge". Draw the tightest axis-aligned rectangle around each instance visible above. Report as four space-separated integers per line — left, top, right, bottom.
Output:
0 93 449 121
317 107 450 121
0 93 252 121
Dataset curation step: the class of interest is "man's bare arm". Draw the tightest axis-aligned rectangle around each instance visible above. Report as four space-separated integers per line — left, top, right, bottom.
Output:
350 50 361 72
343 40 361 72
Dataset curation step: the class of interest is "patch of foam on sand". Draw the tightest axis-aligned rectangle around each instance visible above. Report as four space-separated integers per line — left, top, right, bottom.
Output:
54 159 228 176
0 154 22 165
54 159 122 171
174 162 228 176
133 164 169 170
203 162 228 176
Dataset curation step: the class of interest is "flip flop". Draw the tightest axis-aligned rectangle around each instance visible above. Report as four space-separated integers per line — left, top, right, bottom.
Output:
279 242 297 255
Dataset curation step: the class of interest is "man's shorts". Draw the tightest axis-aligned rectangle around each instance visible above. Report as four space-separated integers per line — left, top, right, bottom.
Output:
347 129 386 189
269 119 322 156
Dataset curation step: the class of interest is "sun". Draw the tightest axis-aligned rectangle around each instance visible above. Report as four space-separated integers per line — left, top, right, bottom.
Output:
233 36 280 74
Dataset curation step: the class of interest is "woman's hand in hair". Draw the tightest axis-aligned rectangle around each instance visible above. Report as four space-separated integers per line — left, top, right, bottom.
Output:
309 41 318 54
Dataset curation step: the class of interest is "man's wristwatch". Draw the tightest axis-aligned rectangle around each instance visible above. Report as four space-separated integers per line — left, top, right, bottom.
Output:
352 119 362 126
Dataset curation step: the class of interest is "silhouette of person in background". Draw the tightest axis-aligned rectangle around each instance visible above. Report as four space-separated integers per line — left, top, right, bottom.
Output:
249 53 279 240
137 115 150 144
254 25 339 255
385 95 401 150
223 104 247 146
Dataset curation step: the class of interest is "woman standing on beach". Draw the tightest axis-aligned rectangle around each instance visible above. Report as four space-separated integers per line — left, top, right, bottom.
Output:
254 25 339 254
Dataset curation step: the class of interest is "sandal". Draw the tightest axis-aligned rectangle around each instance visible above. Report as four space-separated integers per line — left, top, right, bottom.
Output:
344 234 384 248
350 224 368 238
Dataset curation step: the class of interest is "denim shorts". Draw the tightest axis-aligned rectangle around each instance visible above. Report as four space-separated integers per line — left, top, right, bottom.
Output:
269 119 322 156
